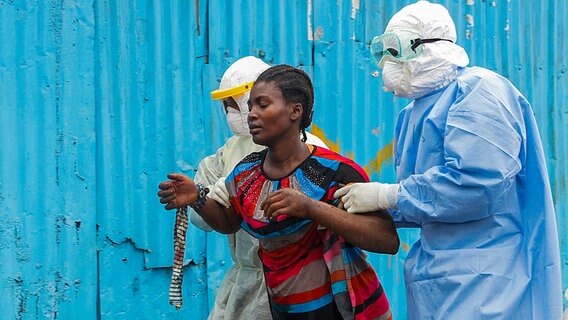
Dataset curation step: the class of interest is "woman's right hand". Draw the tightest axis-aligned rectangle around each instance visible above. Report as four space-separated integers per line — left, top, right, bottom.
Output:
157 173 198 210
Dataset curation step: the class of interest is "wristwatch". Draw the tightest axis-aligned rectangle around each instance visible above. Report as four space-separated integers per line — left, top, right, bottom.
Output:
189 183 210 210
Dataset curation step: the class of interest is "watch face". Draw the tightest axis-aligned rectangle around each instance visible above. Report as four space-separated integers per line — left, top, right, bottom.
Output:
190 183 210 210
198 184 209 197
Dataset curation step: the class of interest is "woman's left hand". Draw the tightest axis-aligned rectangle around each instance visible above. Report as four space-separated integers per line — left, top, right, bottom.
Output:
261 188 313 221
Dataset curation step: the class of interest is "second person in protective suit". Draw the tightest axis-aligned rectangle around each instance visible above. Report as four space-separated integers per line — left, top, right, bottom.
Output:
334 1 563 319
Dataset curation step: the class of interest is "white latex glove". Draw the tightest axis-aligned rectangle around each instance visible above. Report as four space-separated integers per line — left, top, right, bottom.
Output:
208 177 230 208
333 182 399 213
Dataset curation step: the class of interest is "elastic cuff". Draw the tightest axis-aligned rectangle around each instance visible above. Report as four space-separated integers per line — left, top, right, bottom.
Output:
385 183 400 209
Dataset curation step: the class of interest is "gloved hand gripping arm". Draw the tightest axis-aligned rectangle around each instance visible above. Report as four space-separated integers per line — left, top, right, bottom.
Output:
333 182 399 213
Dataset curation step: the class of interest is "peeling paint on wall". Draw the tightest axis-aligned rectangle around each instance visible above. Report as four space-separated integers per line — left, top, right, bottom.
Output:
307 0 313 40
310 124 341 153
465 13 475 39
351 0 360 19
364 140 394 175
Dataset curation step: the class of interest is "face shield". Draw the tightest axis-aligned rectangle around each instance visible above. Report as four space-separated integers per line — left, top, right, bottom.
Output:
210 81 255 101
210 56 270 136
211 81 256 136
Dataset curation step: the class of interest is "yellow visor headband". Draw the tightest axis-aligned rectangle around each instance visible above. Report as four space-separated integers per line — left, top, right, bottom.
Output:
210 81 255 100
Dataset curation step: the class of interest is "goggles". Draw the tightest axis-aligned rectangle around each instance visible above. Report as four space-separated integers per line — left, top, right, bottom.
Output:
370 32 453 67
210 81 255 100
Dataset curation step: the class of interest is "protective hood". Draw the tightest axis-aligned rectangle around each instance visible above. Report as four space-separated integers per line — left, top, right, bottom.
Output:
381 0 469 99
216 56 270 136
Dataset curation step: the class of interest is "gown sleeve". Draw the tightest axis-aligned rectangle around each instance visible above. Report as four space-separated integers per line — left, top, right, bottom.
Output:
189 145 226 231
393 78 524 225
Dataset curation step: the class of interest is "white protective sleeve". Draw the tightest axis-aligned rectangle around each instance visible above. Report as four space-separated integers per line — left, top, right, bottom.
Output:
189 147 225 232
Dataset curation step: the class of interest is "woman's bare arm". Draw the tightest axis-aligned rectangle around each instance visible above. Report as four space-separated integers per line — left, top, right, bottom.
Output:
193 198 241 234
262 188 399 254
306 200 399 253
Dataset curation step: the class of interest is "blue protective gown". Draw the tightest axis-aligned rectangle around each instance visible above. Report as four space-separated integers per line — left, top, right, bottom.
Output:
390 67 563 319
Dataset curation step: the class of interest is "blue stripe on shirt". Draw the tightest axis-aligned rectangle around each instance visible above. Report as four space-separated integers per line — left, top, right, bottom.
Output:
271 292 334 314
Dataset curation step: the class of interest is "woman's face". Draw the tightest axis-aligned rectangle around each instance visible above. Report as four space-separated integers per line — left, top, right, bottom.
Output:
247 81 301 146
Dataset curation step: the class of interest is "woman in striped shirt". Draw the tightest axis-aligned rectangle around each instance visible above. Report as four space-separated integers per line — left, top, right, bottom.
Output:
158 64 399 319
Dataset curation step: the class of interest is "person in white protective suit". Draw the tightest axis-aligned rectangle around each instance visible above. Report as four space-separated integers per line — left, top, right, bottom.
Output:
190 56 327 320
334 1 563 319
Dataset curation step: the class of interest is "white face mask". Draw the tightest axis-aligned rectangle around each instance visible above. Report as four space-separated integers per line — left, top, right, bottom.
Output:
382 60 440 100
382 46 467 100
382 61 405 95
226 107 250 136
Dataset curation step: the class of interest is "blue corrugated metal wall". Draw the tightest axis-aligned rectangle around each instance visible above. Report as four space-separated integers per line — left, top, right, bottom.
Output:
0 0 566 319
0 1 99 318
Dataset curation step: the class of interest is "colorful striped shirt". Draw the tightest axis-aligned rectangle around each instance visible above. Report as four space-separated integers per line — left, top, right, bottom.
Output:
226 146 392 320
